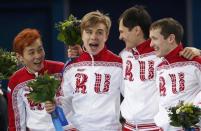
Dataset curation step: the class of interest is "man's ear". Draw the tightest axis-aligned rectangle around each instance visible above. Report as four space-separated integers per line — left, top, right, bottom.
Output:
168 34 175 43
134 26 142 36
16 53 24 64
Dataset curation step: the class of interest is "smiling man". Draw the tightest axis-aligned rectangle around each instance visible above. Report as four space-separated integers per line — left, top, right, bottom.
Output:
149 18 201 131
7 28 64 131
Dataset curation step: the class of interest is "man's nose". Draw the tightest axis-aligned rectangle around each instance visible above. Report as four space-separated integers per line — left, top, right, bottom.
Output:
91 32 97 40
35 52 42 58
150 41 154 47
119 34 123 40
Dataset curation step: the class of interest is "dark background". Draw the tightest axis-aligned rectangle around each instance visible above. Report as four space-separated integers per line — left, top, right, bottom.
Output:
0 0 201 62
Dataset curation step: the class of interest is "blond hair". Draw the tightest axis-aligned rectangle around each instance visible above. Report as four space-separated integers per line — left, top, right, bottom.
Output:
80 10 111 35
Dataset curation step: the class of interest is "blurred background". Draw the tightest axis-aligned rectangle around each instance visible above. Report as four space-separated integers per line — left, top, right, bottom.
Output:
0 0 201 62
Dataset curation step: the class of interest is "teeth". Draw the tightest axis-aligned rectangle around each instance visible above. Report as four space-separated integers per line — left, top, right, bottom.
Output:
90 46 97 50
89 43 98 46
34 62 41 64
154 48 158 51
90 44 98 47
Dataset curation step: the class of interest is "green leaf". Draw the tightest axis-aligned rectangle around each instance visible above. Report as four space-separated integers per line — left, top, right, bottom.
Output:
57 33 65 43
168 101 201 128
27 72 60 103
55 14 82 46
0 48 18 80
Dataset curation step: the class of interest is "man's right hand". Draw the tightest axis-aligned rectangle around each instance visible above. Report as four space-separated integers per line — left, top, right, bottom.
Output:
179 47 201 60
67 44 83 58
45 101 56 114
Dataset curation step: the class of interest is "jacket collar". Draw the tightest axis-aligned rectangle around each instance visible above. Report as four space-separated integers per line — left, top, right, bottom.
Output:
130 39 154 55
164 44 183 62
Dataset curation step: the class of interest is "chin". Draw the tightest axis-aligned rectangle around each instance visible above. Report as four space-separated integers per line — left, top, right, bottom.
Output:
91 52 98 55
36 65 44 71
155 53 161 57
157 54 163 58
34 68 42 73
88 50 98 55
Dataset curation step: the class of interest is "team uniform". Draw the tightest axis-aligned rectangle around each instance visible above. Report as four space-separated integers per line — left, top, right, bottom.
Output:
7 60 64 131
154 45 201 131
120 40 162 131
61 47 123 131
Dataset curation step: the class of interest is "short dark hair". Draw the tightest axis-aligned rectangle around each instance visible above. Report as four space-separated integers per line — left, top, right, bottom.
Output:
119 5 152 39
150 17 184 44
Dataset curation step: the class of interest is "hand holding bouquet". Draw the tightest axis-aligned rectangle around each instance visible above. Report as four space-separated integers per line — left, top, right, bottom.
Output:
27 72 68 131
27 72 60 103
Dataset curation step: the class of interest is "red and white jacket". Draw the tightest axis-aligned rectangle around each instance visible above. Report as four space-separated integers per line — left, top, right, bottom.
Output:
120 40 162 125
154 45 201 130
8 60 64 131
61 47 123 131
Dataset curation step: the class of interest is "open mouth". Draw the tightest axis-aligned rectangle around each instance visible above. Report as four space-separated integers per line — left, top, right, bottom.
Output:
33 61 42 66
89 43 99 49
153 47 159 51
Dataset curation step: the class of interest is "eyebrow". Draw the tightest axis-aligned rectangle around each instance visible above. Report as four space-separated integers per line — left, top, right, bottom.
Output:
97 29 104 32
85 27 105 31
27 49 35 53
26 45 43 52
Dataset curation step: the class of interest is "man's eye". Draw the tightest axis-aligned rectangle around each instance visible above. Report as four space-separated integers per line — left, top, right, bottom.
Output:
38 48 44 52
87 31 92 34
97 31 103 35
29 52 34 55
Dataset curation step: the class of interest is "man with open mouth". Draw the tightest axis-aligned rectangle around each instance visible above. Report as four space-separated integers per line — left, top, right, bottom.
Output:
7 28 64 131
